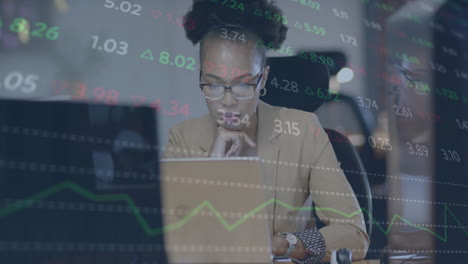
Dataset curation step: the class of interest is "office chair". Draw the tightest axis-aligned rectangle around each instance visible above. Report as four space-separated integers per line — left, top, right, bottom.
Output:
262 55 373 237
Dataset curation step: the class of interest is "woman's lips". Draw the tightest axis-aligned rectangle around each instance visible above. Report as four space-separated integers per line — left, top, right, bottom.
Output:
222 113 240 121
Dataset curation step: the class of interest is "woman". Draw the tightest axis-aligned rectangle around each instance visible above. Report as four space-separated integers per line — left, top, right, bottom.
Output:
163 0 369 263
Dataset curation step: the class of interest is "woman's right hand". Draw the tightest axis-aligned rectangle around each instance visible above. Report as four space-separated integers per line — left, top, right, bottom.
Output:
209 126 256 157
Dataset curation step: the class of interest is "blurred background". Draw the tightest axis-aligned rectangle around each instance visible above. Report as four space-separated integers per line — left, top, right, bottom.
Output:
0 0 467 263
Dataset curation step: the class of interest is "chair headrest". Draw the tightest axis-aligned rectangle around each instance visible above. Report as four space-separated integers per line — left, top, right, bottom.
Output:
261 55 330 113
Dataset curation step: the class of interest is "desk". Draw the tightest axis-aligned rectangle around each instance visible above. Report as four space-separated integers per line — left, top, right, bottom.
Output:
272 260 379 264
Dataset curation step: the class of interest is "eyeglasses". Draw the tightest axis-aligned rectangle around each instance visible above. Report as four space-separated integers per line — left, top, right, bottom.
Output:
199 70 264 100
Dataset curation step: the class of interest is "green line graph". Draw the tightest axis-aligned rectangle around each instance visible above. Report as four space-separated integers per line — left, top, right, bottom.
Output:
0 181 466 242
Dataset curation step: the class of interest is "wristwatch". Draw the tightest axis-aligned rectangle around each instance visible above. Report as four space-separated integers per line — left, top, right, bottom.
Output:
278 232 298 258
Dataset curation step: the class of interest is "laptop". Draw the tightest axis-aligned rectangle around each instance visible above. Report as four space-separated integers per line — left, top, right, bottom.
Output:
0 99 166 264
160 158 274 264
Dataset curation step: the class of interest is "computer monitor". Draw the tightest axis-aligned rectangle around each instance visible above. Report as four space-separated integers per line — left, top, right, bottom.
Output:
0 99 166 264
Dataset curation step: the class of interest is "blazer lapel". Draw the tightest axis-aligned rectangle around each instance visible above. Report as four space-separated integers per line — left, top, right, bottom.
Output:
196 114 217 155
257 101 282 233
195 101 282 232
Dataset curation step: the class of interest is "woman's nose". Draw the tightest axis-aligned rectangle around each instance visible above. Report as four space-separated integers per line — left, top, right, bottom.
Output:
221 90 237 107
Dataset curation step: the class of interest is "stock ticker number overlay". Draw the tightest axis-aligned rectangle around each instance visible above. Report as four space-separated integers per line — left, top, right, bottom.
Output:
0 72 39 95
219 28 247 43
217 109 251 127
140 50 196 71
291 0 321 10
104 0 142 16
274 119 300 136
0 16 59 40
255 40 335 68
92 35 129 55
151 9 196 30
51 81 190 117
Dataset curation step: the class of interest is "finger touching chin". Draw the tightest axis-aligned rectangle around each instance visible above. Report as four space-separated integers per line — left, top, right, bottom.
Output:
218 121 244 131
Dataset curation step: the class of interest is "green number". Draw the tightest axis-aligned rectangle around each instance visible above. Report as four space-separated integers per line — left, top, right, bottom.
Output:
254 9 262 16
310 52 318 62
267 42 276 50
294 21 303 29
0 16 3 27
316 88 325 98
256 40 265 48
237 3 245 11
299 51 308 60
10 17 28 33
45 26 60 40
159 51 170 64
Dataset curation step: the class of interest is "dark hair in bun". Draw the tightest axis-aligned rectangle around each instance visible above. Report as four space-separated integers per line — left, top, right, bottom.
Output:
183 0 288 47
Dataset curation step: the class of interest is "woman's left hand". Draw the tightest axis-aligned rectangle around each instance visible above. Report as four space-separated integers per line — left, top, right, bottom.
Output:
271 235 288 256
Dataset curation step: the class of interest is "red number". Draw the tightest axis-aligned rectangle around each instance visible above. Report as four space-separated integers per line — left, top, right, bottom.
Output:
131 95 147 106
105 89 120 105
231 68 241 78
73 82 87 100
178 104 190 116
51 80 68 94
203 61 214 73
176 17 184 27
240 70 249 83
167 100 179 116
219 64 227 77
93 88 106 102
151 9 163 19
390 74 402 86
150 98 161 112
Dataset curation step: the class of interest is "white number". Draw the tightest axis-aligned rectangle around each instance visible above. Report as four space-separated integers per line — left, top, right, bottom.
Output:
104 0 115 8
231 31 238 40
407 142 429 157
357 97 378 110
131 5 142 16
92 35 128 56
104 39 117 52
273 119 299 135
270 78 299 93
455 119 468 131
333 8 349 20
4 72 22 91
220 28 228 39
92 35 99 48
231 111 241 126
339 34 358 46
116 41 128 55
23 75 39 93
291 81 299 92
217 109 226 124
238 33 246 44
120 1 132 12
241 114 251 127
292 122 300 136
105 0 141 16
441 148 460 162
271 77 279 88
2 72 39 93
274 119 283 134
369 136 392 151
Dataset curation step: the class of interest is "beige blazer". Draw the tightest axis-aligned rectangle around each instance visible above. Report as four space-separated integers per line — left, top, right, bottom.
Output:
162 101 369 260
